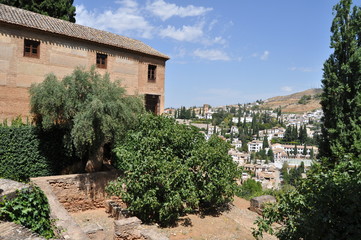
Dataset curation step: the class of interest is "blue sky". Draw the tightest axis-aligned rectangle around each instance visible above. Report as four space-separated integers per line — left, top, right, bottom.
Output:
73 0 360 108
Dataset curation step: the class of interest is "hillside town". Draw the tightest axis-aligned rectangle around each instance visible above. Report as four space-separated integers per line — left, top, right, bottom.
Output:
168 102 322 190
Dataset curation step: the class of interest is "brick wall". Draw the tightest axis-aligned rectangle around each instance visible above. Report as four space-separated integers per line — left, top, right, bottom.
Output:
0 22 166 121
46 171 120 212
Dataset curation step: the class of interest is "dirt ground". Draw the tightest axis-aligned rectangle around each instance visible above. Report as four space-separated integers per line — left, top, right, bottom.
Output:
142 196 276 240
71 197 277 240
71 208 114 240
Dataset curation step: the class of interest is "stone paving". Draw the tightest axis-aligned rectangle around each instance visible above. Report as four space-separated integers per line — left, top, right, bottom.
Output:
0 221 46 240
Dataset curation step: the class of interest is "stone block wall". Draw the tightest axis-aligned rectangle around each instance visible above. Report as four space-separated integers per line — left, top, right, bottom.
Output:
46 171 120 212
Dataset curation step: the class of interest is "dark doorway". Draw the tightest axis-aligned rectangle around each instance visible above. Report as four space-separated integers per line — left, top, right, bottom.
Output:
145 94 160 114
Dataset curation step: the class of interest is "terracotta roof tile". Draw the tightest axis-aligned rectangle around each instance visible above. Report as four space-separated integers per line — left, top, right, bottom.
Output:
0 4 169 60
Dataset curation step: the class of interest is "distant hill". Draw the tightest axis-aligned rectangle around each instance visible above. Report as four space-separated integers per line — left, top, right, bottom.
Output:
261 88 322 113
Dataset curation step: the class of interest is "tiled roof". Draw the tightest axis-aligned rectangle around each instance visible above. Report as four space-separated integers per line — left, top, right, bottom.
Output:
0 4 169 60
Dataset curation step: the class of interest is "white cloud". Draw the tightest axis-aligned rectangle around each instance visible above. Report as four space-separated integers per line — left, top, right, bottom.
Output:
260 50 270 61
159 25 204 42
281 86 293 92
289 67 313 72
146 0 212 21
193 49 230 61
76 1 154 38
251 50 270 61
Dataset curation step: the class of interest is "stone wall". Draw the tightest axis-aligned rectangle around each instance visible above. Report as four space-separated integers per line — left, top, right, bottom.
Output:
45 171 120 212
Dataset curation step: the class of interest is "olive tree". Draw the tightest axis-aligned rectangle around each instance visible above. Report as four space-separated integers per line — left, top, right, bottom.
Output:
30 67 144 172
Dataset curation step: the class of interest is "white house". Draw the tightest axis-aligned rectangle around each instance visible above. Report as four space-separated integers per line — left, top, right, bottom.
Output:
248 140 263 152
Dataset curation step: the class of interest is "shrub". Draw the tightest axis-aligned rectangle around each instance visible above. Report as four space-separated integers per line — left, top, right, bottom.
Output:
253 161 361 239
236 179 263 200
106 114 240 225
0 122 77 182
0 185 55 239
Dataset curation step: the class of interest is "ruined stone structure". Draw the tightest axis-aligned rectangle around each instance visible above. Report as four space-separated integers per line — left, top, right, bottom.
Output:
0 4 169 121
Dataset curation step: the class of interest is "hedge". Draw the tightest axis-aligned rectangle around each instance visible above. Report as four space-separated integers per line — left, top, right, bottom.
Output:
0 123 76 182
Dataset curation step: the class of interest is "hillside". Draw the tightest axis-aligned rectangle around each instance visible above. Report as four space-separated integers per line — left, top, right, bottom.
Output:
261 88 322 113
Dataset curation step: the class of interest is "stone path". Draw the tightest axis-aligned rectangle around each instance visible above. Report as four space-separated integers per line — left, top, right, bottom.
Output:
0 221 45 240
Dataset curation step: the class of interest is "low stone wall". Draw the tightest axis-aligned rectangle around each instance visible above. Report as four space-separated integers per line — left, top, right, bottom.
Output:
46 170 120 212
32 171 169 240
0 179 29 201
31 171 120 240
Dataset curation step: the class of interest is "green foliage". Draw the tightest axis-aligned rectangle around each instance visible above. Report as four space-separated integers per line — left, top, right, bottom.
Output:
30 67 144 172
255 2 361 238
212 110 230 126
281 162 304 186
0 185 55 239
177 106 193 119
236 179 262 200
107 114 240 225
320 0 361 165
253 161 361 240
298 95 312 105
0 0 76 22
0 121 75 181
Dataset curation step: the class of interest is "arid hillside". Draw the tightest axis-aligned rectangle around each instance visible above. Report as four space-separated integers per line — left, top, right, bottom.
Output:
261 88 322 113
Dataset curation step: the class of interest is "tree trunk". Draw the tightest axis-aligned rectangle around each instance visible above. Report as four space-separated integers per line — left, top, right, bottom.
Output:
85 144 104 172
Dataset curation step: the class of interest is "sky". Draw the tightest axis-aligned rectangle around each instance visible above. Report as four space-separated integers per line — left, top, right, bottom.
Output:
73 0 361 108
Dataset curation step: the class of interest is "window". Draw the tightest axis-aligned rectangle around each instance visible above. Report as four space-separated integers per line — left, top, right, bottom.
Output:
148 65 157 82
96 53 107 69
24 39 40 58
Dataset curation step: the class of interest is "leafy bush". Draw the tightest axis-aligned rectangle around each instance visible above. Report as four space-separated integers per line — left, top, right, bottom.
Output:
298 95 312 105
236 179 263 200
107 114 240 225
0 121 77 182
253 161 361 239
0 185 55 239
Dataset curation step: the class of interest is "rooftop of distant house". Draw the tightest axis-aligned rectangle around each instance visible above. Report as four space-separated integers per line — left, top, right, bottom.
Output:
0 4 169 60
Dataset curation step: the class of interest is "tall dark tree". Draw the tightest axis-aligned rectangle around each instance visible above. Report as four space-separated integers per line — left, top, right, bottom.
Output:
303 143 308 156
0 0 76 22
262 137 269 149
320 0 361 165
267 148 274 162
254 2 361 238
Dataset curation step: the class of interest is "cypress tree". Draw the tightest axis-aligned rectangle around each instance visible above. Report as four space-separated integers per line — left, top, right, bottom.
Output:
303 143 308 156
320 0 361 164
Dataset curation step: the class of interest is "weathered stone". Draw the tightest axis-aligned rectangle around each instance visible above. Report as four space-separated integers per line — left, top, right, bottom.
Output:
250 195 276 213
0 179 29 201
0 221 46 240
104 200 115 213
114 217 142 237
83 222 103 234
139 228 169 240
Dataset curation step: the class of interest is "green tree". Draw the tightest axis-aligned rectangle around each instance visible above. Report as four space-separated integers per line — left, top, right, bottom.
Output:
267 148 274 162
302 143 307 156
107 114 240 225
320 0 361 165
0 0 76 22
262 137 269 149
30 67 144 172
236 179 262 200
254 1 361 239
254 161 361 239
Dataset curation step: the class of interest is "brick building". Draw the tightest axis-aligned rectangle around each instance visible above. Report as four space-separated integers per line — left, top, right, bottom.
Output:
0 4 169 121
